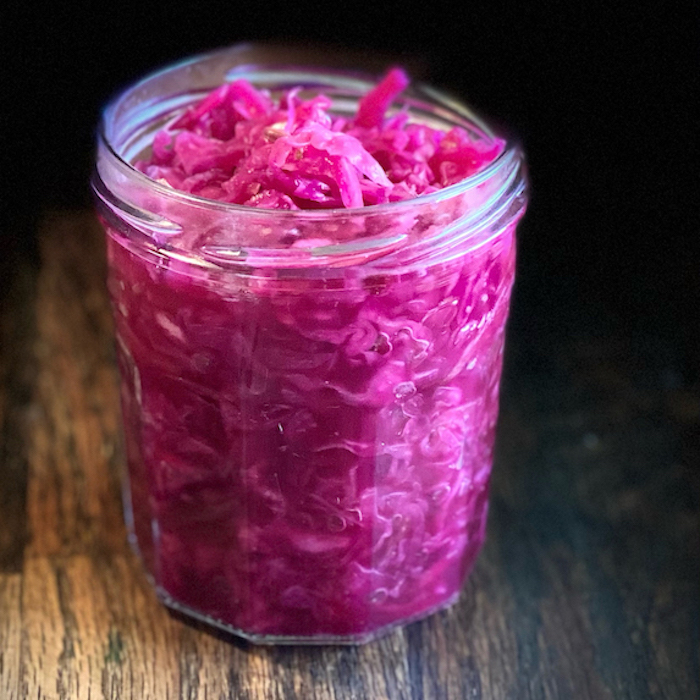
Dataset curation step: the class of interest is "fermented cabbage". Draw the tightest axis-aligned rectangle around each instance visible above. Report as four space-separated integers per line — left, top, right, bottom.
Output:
106 68 516 641
136 68 504 209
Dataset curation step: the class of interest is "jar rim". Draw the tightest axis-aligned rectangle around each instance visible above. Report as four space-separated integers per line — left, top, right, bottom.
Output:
93 45 527 269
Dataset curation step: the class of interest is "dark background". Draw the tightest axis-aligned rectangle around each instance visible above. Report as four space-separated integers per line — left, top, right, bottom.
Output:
0 4 698 694
3 0 697 365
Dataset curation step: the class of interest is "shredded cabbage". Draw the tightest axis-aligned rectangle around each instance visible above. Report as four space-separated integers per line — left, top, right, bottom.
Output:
136 68 504 209
108 69 515 641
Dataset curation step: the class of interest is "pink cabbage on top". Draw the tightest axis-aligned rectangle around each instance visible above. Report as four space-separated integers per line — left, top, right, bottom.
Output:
136 68 504 210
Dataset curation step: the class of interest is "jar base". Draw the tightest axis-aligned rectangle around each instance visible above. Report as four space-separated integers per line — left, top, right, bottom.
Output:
155 587 462 646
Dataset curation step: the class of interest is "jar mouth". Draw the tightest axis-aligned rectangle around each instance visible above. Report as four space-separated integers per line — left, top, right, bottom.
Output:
98 125 514 218
93 45 527 269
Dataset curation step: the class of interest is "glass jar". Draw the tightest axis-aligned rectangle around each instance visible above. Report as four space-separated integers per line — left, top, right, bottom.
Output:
92 44 528 644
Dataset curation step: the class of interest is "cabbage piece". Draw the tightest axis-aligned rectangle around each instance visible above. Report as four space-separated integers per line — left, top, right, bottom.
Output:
355 67 410 129
172 79 274 139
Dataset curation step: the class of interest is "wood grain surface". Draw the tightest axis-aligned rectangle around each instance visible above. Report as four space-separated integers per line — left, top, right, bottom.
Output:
1 211 698 699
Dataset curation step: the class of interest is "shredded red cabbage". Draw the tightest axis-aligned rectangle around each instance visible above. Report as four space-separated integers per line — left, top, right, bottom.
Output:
107 69 515 641
136 68 504 209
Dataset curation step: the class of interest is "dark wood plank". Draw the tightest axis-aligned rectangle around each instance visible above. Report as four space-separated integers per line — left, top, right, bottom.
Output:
0 249 36 572
491 334 700 700
24 213 125 559
0 574 21 700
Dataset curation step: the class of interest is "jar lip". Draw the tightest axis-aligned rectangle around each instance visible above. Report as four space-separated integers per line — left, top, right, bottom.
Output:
96 49 523 220
98 130 516 219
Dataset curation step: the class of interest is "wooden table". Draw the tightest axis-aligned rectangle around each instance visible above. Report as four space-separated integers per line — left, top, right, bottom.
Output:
1 211 698 699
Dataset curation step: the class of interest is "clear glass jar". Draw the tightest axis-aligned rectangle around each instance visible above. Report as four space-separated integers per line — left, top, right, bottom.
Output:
92 45 528 644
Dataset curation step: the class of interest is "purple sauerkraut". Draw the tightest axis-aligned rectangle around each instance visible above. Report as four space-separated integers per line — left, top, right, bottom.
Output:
135 68 504 210
102 68 519 642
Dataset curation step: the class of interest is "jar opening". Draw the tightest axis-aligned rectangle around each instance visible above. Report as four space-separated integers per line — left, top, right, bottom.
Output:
93 46 527 270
